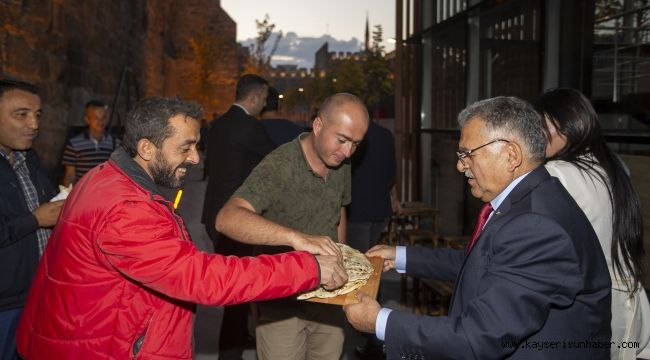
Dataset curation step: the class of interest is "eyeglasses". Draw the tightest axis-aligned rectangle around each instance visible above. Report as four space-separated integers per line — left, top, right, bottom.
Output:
456 139 509 164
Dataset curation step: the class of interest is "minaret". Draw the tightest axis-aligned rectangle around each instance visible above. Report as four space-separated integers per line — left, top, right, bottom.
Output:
364 12 370 52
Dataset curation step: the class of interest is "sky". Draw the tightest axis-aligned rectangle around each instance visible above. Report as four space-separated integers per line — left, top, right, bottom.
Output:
239 33 362 69
220 0 395 50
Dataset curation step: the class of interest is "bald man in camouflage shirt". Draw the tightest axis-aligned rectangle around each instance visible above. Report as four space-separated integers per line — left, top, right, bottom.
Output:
217 93 369 360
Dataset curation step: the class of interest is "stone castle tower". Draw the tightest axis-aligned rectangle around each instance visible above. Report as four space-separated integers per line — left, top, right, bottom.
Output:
365 13 370 52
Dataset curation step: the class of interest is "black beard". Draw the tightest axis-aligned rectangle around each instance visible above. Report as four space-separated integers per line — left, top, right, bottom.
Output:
150 152 190 188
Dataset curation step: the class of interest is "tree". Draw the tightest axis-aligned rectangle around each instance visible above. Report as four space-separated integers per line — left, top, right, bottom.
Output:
331 59 366 96
299 24 395 118
304 73 334 112
188 30 230 110
595 0 623 20
362 24 394 114
282 88 309 115
594 0 650 44
243 14 283 75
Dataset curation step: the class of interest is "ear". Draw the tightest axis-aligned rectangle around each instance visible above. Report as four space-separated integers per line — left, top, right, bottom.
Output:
135 138 155 162
504 141 523 172
312 116 323 136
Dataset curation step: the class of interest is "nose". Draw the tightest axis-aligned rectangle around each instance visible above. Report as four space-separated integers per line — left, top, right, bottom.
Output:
27 113 39 130
187 146 200 165
342 142 354 158
456 158 466 172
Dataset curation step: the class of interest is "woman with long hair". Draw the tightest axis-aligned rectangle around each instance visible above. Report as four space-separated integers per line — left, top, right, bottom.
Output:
535 88 649 359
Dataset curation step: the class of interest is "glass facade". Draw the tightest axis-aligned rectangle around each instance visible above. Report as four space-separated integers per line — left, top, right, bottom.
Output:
394 0 649 246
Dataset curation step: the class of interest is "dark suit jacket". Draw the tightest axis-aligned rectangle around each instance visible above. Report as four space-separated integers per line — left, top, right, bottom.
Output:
386 166 611 360
348 121 396 222
261 118 303 146
201 105 275 254
0 150 56 311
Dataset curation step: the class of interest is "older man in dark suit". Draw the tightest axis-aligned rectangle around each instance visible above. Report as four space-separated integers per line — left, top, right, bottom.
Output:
201 74 276 359
344 96 611 359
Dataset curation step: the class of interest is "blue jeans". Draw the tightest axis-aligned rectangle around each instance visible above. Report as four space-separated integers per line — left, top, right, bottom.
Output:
0 307 22 360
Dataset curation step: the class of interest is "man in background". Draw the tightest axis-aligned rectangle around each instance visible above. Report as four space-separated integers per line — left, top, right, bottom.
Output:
0 79 63 359
347 120 401 253
347 119 401 360
61 100 120 185
260 87 303 146
201 74 276 359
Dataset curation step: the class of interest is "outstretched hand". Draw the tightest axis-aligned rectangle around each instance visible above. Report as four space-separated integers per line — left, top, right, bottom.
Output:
366 245 396 272
293 233 342 258
343 291 381 333
315 254 348 290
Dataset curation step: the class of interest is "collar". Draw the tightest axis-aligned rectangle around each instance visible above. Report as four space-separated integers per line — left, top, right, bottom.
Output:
490 171 531 212
233 103 250 115
110 147 165 198
294 132 323 178
0 147 11 163
84 130 109 141
0 148 27 168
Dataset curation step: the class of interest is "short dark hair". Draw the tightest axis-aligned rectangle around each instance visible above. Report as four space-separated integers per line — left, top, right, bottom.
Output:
235 74 268 101
263 87 280 112
123 97 203 157
458 96 547 163
85 100 107 109
318 93 369 124
0 79 39 98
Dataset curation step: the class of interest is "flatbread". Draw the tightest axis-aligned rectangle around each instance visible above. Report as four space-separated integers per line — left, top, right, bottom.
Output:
298 243 374 300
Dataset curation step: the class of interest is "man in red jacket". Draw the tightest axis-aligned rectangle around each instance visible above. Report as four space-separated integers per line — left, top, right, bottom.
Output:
16 97 347 360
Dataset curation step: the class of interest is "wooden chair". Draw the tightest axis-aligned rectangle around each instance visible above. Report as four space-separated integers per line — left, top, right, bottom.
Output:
379 215 404 246
414 235 469 315
399 202 441 247
392 202 442 310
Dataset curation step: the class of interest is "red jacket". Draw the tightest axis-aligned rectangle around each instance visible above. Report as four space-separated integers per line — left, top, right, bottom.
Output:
17 149 319 359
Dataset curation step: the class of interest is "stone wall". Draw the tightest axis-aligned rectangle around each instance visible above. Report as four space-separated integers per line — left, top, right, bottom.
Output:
0 1 147 177
1 0 238 178
144 0 239 118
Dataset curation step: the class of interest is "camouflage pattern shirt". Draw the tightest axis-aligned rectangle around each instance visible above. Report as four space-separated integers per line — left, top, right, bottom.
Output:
234 132 351 255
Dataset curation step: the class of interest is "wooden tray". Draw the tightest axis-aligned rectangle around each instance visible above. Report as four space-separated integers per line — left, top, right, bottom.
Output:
305 256 383 305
